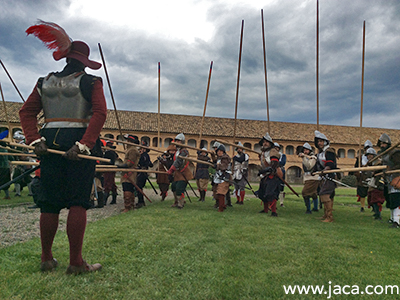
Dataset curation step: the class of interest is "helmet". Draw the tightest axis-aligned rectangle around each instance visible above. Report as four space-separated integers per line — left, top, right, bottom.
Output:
201 147 208 151
314 130 329 148
212 141 222 149
377 133 391 147
303 142 312 151
175 133 185 142
124 134 139 145
365 148 377 156
13 130 25 140
259 132 273 146
274 142 281 149
364 140 373 149
217 144 226 153
235 141 243 151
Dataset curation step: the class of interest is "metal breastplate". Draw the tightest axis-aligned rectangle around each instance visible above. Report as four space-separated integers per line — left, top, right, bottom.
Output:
261 150 271 167
316 152 326 171
41 73 92 128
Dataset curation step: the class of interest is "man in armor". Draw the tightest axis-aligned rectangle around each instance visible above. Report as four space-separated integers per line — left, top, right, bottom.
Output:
212 144 231 212
167 133 193 209
136 141 153 208
298 142 319 214
195 148 211 202
232 142 249 205
19 21 107 274
351 140 373 212
363 148 386 220
103 141 118 205
274 142 286 207
378 133 400 227
257 133 281 216
156 145 176 201
313 131 337 223
120 134 141 212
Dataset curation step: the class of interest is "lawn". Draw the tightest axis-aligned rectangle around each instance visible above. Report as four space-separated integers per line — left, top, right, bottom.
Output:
0 184 399 299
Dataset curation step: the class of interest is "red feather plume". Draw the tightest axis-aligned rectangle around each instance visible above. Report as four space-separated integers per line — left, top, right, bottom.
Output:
26 20 72 60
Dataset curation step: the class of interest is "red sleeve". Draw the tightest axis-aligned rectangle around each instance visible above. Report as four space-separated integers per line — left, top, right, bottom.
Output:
19 83 43 145
79 80 107 149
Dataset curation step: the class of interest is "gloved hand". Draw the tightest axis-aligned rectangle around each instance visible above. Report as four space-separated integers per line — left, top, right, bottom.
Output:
34 141 48 156
167 165 176 175
62 144 81 161
258 167 273 176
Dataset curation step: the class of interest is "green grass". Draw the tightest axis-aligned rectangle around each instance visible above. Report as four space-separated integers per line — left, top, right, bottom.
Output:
1 186 398 299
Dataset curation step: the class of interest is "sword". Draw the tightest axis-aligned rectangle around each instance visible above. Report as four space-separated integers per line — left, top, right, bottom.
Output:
323 175 353 188
145 175 158 195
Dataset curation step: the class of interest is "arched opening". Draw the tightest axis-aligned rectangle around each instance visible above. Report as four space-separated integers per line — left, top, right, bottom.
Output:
285 145 294 155
248 164 261 182
286 166 302 184
254 143 261 152
200 140 208 149
188 139 197 148
0 126 9 138
338 148 346 158
104 133 114 139
243 142 252 149
164 138 173 147
152 137 161 147
141 136 150 146
348 149 355 159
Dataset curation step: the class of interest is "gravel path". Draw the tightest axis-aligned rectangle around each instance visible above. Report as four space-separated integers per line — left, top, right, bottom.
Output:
0 190 163 248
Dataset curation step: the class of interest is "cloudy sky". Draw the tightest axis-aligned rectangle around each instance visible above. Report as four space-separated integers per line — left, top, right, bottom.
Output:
1 0 399 129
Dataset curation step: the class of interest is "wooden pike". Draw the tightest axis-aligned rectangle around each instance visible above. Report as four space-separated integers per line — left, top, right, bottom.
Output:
260 9 270 133
358 21 366 168
199 61 213 146
105 138 165 154
314 165 387 175
0 82 11 132
96 168 167 174
0 60 25 102
8 142 111 163
158 62 161 149
375 169 400 177
316 0 320 130
233 20 244 153
170 141 213 154
0 152 36 157
214 138 261 155
178 156 214 168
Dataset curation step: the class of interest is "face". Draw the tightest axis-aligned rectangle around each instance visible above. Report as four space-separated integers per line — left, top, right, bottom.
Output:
237 148 243 154
175 140 182 144
366 154 374 160
263 140 272 148
303 148 311 155
380 142 388 149
201 151 207 156
216 149 223 156
317 139 325 149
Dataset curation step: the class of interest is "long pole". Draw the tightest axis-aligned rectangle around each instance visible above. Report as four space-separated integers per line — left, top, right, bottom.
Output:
233 20 244 156
98 43 125 150
199 61 213 148
0 83 11 132
316 0 320 130
261 9 270 133
358 21 366 166
158 62 161 149
0 60 25 102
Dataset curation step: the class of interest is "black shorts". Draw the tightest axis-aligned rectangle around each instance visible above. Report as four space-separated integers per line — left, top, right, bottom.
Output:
39 153 96 214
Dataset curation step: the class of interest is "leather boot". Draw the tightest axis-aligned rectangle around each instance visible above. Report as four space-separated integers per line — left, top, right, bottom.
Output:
104 192 110 206
218 195 225 212
96 192 104 208
161 191 167 201
322 200 334 222
123 191 133 212
171 192 178 207
225 191 232 207
110 192 117 205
